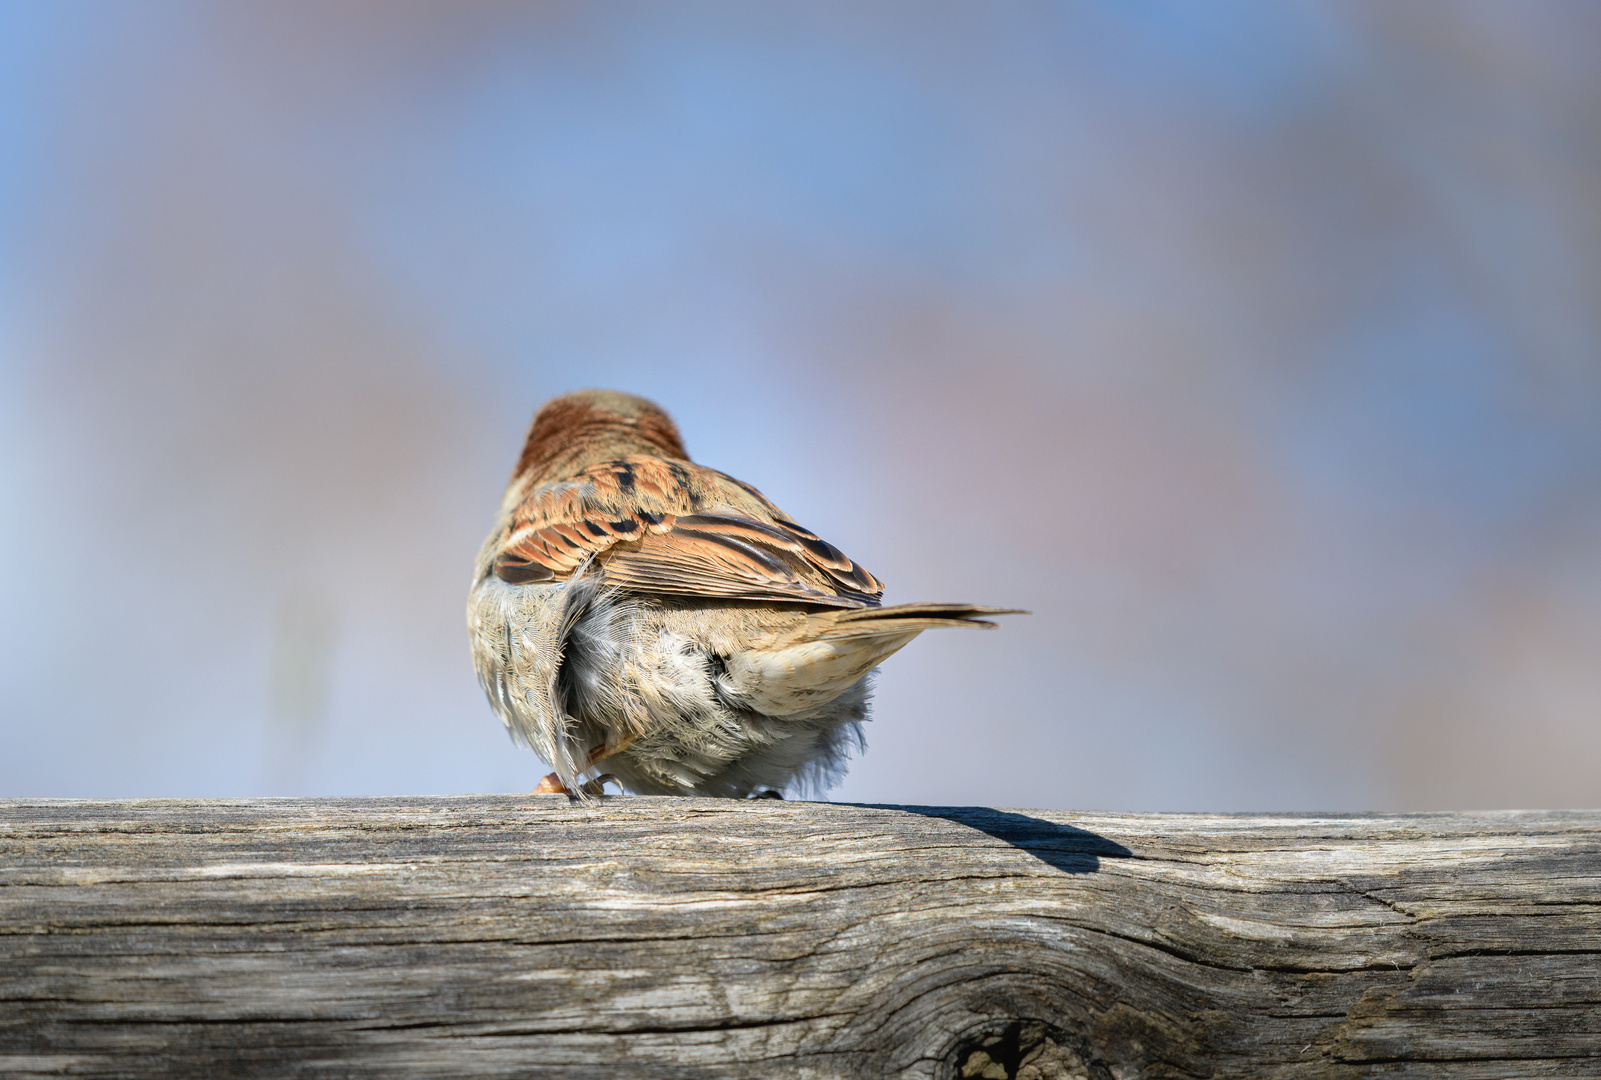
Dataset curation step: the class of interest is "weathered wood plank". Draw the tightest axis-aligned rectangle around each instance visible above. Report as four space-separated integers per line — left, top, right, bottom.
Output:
1 798 1598 1078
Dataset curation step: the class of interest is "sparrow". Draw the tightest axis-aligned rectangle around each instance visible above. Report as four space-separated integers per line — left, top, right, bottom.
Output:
467 389 1021 799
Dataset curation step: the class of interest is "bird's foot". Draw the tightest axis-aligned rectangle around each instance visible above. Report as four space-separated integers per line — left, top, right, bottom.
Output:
749 789 785 800
533 772 621 797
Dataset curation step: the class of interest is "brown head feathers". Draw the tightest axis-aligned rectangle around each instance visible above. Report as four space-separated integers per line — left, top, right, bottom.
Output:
513 390 689 488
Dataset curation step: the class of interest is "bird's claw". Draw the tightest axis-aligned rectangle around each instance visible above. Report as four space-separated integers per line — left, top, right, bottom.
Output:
533 772 621 797
582 774 621 796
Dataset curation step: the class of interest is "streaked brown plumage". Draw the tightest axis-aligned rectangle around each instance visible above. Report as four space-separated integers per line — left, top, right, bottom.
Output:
468 389 1021 798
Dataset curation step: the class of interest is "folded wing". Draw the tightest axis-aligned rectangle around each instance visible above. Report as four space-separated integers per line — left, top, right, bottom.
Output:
494 457 883 608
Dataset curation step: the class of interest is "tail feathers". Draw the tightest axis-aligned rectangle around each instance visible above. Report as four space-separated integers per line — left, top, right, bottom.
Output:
724 603 1025 718
817 603 1026 639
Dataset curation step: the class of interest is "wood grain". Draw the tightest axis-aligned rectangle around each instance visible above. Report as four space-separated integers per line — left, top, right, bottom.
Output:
1 797 1598 1078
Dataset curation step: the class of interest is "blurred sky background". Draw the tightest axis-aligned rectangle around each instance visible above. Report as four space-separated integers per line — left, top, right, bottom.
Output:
2 0 1599 810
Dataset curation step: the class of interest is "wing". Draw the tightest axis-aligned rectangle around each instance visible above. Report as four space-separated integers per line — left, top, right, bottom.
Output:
494 456 883 608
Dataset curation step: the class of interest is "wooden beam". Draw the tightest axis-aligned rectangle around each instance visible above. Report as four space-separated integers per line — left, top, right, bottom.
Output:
1 797 1598 1078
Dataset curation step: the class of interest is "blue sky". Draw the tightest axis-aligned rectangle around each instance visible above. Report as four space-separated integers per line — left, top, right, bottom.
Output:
3 1 1599 808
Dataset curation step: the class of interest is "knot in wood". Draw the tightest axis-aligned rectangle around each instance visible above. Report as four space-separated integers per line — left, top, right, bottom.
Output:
945 1020 1101 1080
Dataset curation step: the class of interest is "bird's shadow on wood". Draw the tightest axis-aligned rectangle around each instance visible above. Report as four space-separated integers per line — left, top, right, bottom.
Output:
854 805 1132 875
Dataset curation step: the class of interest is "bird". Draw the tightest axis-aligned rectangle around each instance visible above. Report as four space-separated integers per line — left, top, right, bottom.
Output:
467 389 1021 799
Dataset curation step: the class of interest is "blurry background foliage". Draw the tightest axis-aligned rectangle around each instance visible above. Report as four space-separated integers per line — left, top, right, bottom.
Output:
2 1 1599 809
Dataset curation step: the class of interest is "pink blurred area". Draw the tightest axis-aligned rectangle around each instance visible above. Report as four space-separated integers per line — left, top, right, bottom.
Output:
2 1 1599 808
